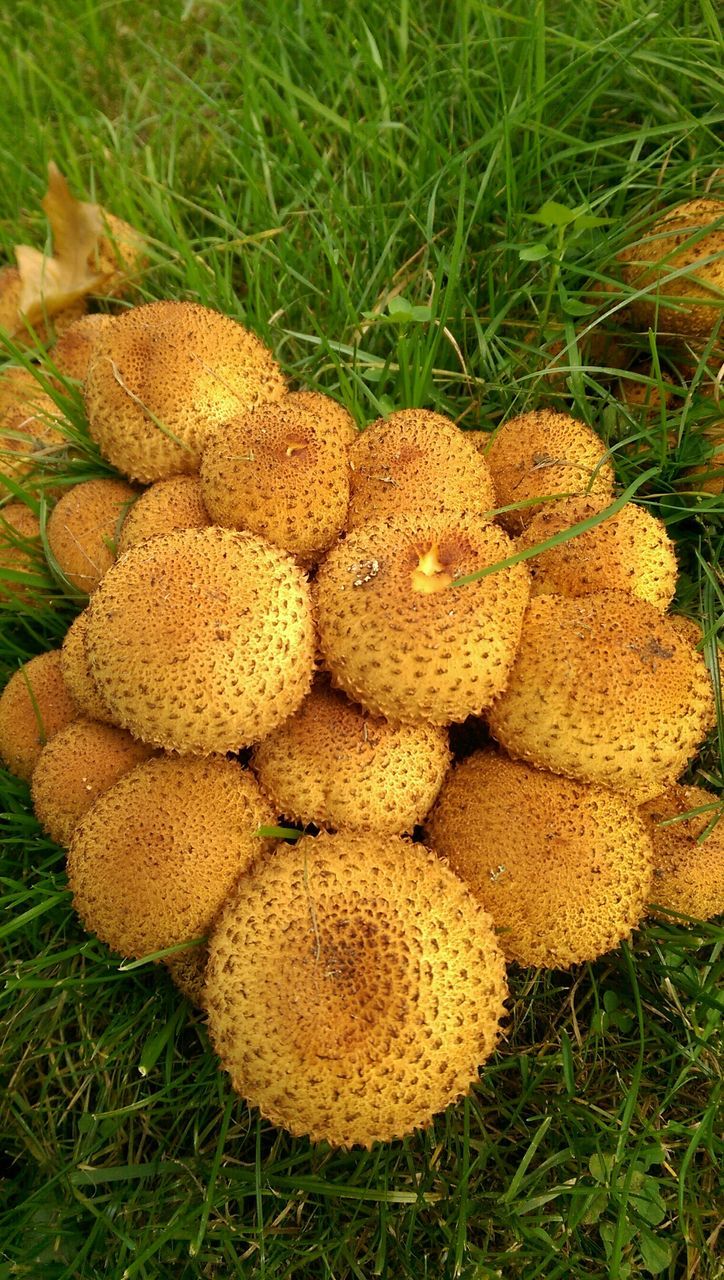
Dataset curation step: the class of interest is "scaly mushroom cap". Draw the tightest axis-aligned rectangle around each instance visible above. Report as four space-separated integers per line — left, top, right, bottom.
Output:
47 477 138 594
252 680 451 833
84 301 287 483
517 497 677 610
117 476 211 555
483 410 615 533
93 212 148 299
315 513 530 724
31 718 155 846
85 527 316 753
205 830 508 1148
67 755 275 958
427 750 654 968
284 389 358 445
346 409 496 530
488 591 716 803
200 400 350 562
639 784 724 921
165 945 209 1009
51 313 114 383
61 610 117 724
620 199 724 339
0 650 77 781
0 266 87 347
0 502 45 600
0 367 67 494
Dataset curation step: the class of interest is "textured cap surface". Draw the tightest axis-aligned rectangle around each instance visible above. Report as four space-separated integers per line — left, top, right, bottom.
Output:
315 513 529 724
117 476 211 554
0 650 77 781
639 784 724 920
67 755 275 957
428 750 654 967
47 477 137 593
61 610 117 724
284 389 358 446
484 410 614 533
205 830 508 1147
84 301 287 482
0 368 67 494
488 591 716 802
51 313 113 383
252 680 450 832
85 527 316 753
621 199 724 338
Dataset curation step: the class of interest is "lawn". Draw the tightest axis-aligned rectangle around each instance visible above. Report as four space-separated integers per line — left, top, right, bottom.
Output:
0 1 722 1277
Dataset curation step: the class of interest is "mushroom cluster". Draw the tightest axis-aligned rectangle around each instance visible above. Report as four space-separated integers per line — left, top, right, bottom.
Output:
1 198 722 1149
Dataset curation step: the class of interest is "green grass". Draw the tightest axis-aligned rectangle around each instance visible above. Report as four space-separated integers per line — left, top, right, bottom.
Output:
1 1 723 1276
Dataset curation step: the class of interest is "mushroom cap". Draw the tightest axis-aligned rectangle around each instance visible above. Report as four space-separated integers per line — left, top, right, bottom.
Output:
47 477 138 594
117 476 211 555
621 199 724 339
346 409 496 530
165 945 208 1008
84 301 287 483
0 650 77 781
51 313 114 383
93 211 148 299
517 497 677 610
0 502 45 601
85 527 316 753
639 784 724 921
315 513 530 724
61 610 117 724
427 750 654 968
252 680 451 833
284 389 358 446
488 591 716 803
67 755 275 958
31 718 155 846
200 399 350 562
205 830 508 1148
483 410 615 534
0 368 67 494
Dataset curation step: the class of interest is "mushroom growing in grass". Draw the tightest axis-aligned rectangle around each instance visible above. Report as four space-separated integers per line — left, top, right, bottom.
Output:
67 755 275 960
205 830 508 1148
488 590 716 803
251 679 451 833
46 477 138 594
0 650 77 781
84 300 287 483
51 313 114 384
85 527 316 754
0 502 47 601
427 750 654 968
0 367 68 495
61 609 117 724
620 199 724 340
483 409 615 534
314 512 530 725
639 784 724 921
346 408 497 530
116 476 211 555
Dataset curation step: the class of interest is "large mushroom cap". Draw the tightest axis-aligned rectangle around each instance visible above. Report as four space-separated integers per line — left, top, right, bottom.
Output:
205 830 508 1148
61 609 117 724
517 497 677 610
488 591 716 803
0 650 77 782
251 679 451 833
117 476 211 555
67 755 275 958
346 408 496 530
85 527 316 753
47 477 138 594
200 399 350 562
315 513 530 724
284 389 358 446
620 199 724 339
427 750 654 968
84 300 287 483
31 718 155 846
483 410 615 534
639 784 724 921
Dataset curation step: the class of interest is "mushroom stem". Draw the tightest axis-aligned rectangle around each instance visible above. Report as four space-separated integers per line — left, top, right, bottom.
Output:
412 542 452 594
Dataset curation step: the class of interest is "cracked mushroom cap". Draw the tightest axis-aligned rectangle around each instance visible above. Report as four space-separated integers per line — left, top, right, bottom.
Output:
252 679 451 833
483 410 615 534
427 750 654 968
620 199 724 339
117 476 211 554
200 399 350 563
488 591 716 803
67 755 275 958
0 502 46 601
0 650 77 781
85 527 316 754
0 367 68 494
639 784 724 921
31 718 155 846
346 409 497 530
47 477 138 594
84 300 287 483
61 610 117 724
205 830 508 1148
51 313 114 383
284 389 358 446
517 497 677 610
315 513 529 725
